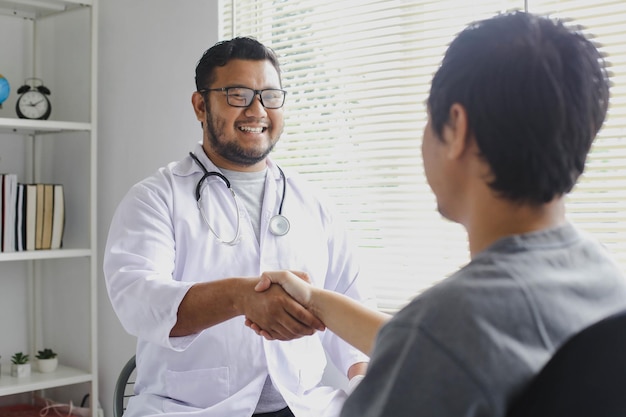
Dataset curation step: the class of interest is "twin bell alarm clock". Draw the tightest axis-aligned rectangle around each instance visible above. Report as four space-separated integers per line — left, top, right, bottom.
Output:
15 77 52 120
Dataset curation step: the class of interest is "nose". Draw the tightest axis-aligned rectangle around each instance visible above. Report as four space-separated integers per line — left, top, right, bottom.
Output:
244 93 267 116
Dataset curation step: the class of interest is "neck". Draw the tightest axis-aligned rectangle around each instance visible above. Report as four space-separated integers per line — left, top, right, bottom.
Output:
464 196 567 257
202 147 267 172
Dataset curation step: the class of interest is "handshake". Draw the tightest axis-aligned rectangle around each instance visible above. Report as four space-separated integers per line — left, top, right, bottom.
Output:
245 270 319 336
245 270 389 356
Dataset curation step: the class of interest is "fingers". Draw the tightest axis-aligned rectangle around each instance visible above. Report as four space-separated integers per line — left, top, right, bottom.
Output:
262 304 320 340
255 270 311 292
244 284 322 341
245 302 326 340
283 301 326 332
290 270 312 283
249 321 314 341
245 318 277 340
258 271 313 307
246 272 324 340
254 275 272 292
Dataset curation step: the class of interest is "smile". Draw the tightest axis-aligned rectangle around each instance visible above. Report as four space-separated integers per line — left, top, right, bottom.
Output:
239 126 266 133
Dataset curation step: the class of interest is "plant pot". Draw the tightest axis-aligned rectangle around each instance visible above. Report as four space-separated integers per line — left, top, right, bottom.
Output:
37 357 58 373
11 363 31 378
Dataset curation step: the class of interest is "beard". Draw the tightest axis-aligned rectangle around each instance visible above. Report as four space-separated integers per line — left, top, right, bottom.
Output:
204 108 282 167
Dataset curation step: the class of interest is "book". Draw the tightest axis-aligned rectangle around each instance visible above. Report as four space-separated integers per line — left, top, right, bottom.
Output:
15 183 24 251
35 183 45 249
41 184 54 250
50 184 65 249
2 173 18 252
24 184 37 251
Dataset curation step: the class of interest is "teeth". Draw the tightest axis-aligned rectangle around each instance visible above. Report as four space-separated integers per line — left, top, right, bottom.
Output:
239 126 264 133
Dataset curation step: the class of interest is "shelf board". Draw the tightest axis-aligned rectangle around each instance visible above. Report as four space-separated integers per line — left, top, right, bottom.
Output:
0 0 91 19
0 118 91 135
0 248 92 261
0 365 92 396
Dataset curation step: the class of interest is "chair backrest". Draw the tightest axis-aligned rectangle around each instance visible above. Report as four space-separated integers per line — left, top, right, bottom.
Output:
113 355 137 417
507 309 626 417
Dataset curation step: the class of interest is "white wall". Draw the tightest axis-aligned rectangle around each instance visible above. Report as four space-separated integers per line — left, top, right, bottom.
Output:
97 2 219 415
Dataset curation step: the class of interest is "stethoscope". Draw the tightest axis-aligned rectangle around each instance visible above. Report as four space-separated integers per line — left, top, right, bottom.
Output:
189 152 290 245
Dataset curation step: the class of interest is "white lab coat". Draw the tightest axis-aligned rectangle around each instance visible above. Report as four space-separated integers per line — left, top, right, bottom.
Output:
104 143 370 417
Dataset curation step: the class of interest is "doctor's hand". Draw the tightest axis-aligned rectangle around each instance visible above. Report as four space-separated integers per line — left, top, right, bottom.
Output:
246 271 321 340
241 276 325 341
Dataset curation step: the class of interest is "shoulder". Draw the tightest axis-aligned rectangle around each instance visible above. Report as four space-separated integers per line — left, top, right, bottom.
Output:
119 158 193 210
384 254 531 343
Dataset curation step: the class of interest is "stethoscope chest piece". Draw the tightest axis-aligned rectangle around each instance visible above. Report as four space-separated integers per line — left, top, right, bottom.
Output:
190 152 291 242
269 214 290 236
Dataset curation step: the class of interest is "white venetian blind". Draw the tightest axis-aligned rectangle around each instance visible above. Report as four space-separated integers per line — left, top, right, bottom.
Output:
221 0 626 312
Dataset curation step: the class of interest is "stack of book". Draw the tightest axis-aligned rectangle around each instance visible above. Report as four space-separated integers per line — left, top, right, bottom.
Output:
2 174 65 252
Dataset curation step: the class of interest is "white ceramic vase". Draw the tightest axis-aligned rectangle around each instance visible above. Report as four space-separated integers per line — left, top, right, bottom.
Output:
37 357 58 373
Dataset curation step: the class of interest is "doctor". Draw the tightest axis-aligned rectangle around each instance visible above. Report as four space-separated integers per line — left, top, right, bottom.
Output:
103 37 369 417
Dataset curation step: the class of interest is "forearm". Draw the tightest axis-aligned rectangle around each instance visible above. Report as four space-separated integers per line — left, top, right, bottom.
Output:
171 277 256 336
309 288 390 356
173 276 325 340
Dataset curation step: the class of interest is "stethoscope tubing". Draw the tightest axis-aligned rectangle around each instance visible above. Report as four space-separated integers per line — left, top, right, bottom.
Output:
189 152 289 243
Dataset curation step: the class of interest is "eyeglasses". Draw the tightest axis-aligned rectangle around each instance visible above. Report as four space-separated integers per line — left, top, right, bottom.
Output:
199 87 287 109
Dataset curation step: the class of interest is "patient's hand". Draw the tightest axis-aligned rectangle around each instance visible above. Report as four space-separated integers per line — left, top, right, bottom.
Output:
255 270 314 307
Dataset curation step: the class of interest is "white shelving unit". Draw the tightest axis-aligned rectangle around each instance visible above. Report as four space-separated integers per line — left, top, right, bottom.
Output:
0 1 98 416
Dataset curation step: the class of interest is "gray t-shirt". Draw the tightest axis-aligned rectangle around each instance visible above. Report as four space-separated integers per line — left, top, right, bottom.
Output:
222 167 288 414
221 167 266 243
342 223 626 417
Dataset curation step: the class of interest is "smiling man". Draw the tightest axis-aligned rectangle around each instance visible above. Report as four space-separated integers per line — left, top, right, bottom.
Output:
103 37 369 417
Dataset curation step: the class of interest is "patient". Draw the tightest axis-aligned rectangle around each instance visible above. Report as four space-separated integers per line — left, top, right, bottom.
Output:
248 11 626 417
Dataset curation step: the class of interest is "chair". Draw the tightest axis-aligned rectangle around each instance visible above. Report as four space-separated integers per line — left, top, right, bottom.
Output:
113 355 137 417
507 309 626 417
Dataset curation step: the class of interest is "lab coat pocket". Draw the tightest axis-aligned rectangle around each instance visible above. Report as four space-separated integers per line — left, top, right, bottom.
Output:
164 367 229 409
291 338 327 394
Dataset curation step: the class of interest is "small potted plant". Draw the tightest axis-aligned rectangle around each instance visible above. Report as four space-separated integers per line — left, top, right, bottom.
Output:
10 352 31 378
35 348 58 373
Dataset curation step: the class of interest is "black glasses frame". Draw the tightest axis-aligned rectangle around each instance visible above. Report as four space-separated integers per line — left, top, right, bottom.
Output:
199 87 287 109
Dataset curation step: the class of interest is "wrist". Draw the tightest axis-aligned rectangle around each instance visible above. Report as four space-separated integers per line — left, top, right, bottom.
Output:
231 277 259 316
306 286 323 314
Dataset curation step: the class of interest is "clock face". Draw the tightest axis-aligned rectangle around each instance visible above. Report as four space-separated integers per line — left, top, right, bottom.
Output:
17 90 51 119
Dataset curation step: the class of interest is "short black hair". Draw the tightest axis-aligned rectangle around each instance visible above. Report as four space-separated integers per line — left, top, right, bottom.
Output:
427 11 610 204
195 36 282 91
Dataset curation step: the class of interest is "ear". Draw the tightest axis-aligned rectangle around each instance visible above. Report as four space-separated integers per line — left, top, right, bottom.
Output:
444 103 470 160
191 91 207 122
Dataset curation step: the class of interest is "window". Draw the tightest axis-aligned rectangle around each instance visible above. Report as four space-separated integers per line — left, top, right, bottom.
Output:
221 0 626 312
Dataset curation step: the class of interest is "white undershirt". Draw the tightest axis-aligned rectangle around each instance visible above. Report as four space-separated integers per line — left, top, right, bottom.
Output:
221 167 288 413
221 167 266 242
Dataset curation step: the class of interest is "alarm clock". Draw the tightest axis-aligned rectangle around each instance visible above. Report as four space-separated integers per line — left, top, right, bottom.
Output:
16 78 51 120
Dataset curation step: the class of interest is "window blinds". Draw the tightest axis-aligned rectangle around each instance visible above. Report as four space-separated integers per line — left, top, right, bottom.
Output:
527 0 626 278
222 0 626 312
